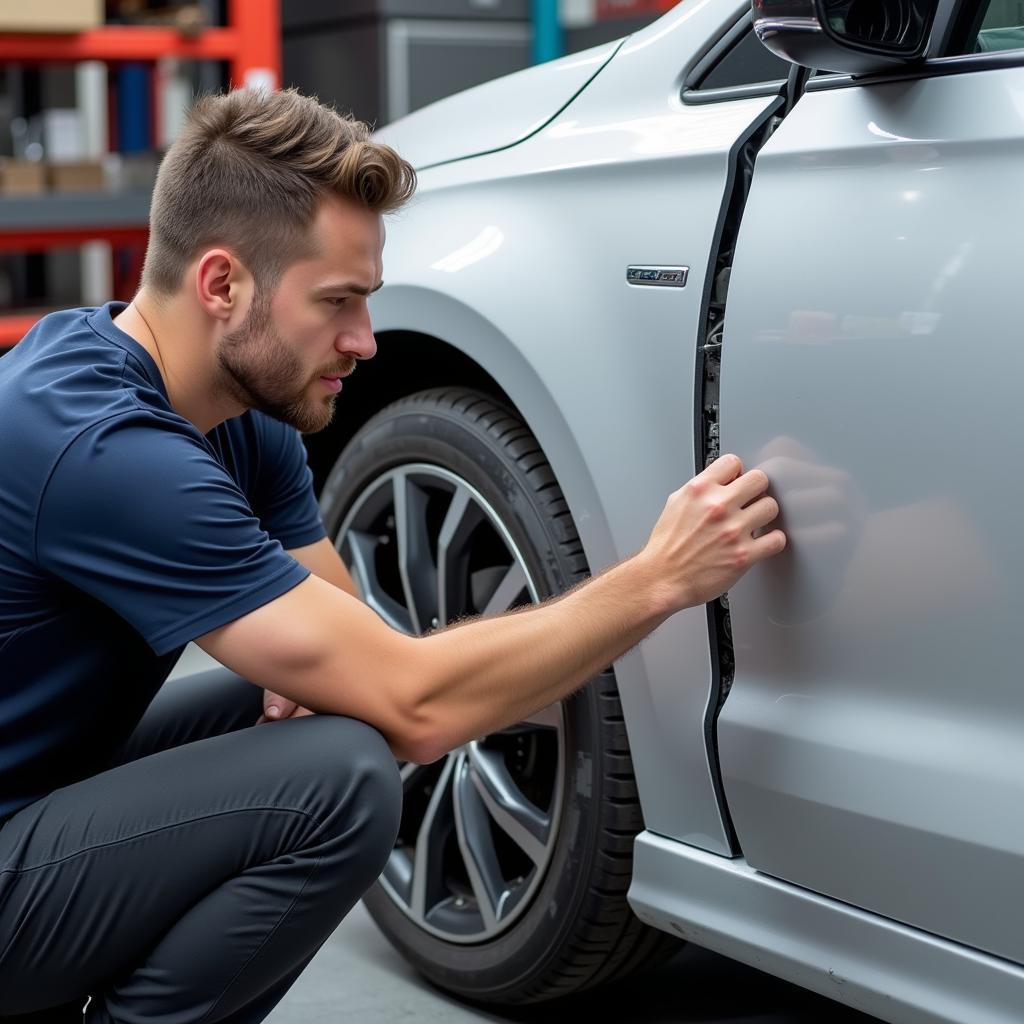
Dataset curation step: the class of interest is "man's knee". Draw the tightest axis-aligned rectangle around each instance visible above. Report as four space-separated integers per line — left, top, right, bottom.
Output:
287 715 403 871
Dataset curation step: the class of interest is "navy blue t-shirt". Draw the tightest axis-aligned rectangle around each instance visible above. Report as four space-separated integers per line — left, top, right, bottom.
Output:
0 302 326 821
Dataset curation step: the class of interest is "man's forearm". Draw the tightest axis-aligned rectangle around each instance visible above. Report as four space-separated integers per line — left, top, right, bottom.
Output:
399 455 785 762
232 455 784 760
408 553 672 760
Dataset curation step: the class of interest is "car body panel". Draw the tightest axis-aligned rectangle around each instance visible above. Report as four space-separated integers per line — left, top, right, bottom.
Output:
718 65 1024 963
629 831 1024 1024
373 39 622 170
373 0 771 853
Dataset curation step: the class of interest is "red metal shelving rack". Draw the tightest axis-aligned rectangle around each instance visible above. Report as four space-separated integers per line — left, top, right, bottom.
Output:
0 0 281 349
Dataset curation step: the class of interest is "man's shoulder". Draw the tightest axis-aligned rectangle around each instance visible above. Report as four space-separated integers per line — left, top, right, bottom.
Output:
6 305 113 362
0 311 124 493
0 311 207 516
1 306 152 428
0 310 210 568
7 301 183 416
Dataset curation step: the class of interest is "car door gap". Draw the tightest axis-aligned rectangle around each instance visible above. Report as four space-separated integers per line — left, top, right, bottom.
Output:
693 94 787 856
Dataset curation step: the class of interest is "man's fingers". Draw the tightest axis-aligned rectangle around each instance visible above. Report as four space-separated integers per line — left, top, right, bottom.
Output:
263 690 298 721
257 703 312 725
701 453 744 486
741 495 780 533
264 702 298 720
751 528 787 561
726 468 771 508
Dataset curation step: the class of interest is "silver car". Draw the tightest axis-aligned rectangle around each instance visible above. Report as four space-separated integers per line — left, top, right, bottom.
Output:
298 0 1024 1020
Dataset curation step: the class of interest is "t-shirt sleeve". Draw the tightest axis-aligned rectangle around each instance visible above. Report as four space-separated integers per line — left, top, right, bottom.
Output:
35 413 311 656
249 416 327 550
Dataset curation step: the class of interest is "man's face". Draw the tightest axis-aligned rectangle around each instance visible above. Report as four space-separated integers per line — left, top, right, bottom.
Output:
216 194 384 434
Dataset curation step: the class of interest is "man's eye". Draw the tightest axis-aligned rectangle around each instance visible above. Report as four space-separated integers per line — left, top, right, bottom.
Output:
325 297 347 307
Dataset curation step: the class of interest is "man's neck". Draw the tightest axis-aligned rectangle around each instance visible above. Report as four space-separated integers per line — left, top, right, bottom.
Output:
113 290 245 434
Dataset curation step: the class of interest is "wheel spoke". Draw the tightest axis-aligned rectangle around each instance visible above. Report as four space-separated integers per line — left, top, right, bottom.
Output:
411 756 455 920
381 847 414 904
519 702 562 730
481 561 529 617
344 531 412 633
436 485 483 627
399 762 430 789
393 472 439 635
452 754 506 930
468 743 550 866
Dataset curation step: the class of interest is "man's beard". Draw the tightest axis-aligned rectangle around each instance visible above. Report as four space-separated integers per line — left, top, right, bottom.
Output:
216 292 353 434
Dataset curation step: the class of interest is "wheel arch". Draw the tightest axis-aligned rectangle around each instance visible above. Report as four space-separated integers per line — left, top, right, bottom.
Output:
305 285 617 574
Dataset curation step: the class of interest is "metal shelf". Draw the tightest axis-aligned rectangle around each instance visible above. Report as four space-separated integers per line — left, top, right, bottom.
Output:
0 192 151 253
0 191 150 230
0 26 240 64
0 0 281 343
0 194 151 345
0 0 280 88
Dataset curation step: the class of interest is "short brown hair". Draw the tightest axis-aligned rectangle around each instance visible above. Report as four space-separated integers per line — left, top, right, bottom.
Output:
142 88 416 295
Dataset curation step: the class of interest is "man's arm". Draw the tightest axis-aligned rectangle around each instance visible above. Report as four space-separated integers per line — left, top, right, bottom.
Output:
257 537 360 722
287 537 360 598
197 455 784 763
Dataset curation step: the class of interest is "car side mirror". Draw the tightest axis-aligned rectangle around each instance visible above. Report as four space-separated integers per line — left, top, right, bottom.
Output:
752 0 940 74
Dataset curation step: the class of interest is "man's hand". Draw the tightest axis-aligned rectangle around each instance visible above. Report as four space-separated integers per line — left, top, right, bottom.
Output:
257 689 315 725
640 453 786 611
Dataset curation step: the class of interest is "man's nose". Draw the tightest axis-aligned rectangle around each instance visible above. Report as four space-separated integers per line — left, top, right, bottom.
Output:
337 308 377 361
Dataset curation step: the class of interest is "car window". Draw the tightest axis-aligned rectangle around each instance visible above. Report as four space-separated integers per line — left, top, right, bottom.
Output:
966 0 1024 53
697 28 790 89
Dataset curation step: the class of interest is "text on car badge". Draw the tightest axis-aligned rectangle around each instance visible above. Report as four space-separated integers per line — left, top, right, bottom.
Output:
625 266 689 288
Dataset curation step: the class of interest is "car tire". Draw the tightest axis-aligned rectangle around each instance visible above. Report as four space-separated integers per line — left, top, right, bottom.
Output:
318 387 678 1004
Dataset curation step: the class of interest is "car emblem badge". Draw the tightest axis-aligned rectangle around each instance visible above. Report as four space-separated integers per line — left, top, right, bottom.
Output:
626 265 689 288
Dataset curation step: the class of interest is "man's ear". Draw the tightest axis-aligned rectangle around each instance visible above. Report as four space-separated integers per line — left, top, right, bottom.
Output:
195 249 251 323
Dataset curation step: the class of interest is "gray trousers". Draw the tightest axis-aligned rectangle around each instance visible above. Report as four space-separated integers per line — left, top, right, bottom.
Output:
0 667 403 1024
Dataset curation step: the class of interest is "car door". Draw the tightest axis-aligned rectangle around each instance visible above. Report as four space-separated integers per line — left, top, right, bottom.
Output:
717 0 1024 964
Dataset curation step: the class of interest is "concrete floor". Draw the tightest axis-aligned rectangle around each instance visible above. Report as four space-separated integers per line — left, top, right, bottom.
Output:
172 648 880 1024
265 901 879 1024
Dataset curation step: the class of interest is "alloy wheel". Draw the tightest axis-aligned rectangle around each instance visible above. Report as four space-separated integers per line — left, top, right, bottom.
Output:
336 463 566 943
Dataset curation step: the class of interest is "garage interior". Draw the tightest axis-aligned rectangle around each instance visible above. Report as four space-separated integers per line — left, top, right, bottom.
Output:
0 2 952 1022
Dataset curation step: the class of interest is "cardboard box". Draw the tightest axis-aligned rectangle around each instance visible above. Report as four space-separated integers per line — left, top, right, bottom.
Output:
0 0 103 33
47 161 106 193
0 160 46 196
43 109 87 162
